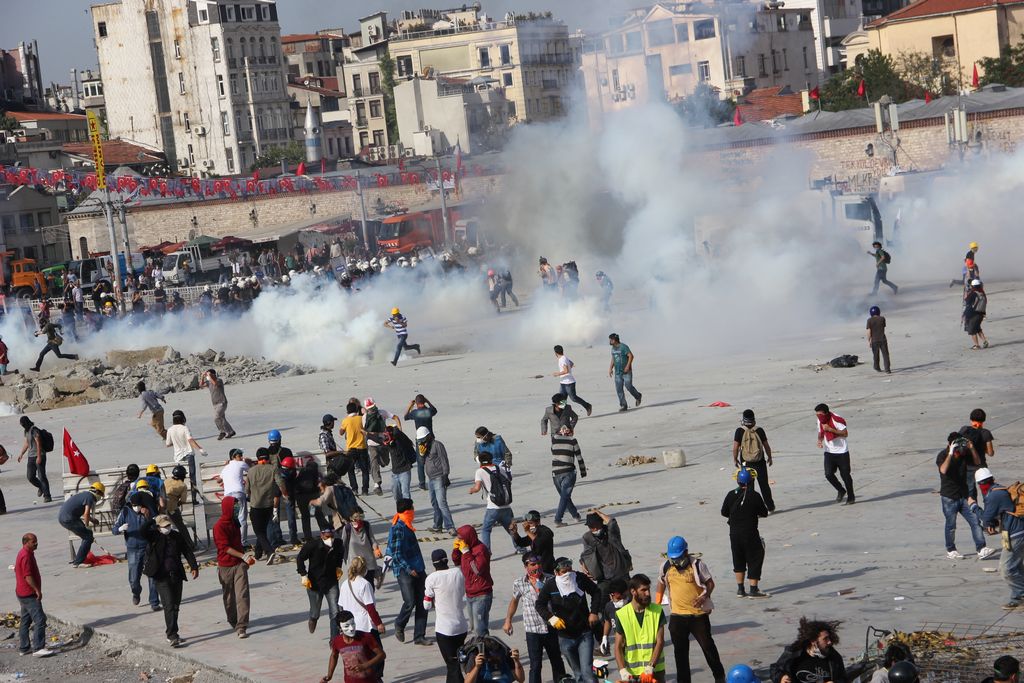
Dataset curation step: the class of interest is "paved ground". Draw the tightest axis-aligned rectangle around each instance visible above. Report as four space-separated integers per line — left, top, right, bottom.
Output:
1 276 1023 682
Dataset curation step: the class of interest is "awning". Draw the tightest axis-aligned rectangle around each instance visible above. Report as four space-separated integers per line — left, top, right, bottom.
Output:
185 234 218 247
211 235 254 251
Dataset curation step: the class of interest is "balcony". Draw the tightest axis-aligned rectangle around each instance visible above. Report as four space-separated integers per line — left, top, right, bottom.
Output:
369 85 382 95
268 55 277 64
237 131 253 143
541 79 559 90
355 116 368 128
229 58 237 68
521 54 574 66
260 127 290 141
351 87 364 97
392 17 565 43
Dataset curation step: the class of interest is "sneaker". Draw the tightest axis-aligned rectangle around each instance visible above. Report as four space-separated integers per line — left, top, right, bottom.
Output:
947 550 965 560
225 432 236 439
983 341 990 348
736 586 746 597
361 489 369 496
835 492 846 503
373 484 383 496
978 547 997 560
395 627 406 643
168 637 182 648
586 406 593 417
266 552 278 566
446 529 458 537
845 498 856 505
419 483 427 491
218 432 226 440
19 649 30 656
32 647 56 658
132 595 140 606
237 629 248 639
390 360 397 366
618 406 628 412
635 393 642 407
427 527 442 534
555 521 569 528
43 496 52 503
413 638 433 646
151 604 163 611
308 618 317 634
748 587 770 599
1002 601 1020 610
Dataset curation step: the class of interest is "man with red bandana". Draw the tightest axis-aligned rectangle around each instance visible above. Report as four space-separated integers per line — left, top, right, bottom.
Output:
970 469 1024 610
815 403 854 505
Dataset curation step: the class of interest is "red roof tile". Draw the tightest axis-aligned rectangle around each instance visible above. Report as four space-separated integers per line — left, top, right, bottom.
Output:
869 0 1024 26
62 140 164 165
736 87 804 121
8 111 87 122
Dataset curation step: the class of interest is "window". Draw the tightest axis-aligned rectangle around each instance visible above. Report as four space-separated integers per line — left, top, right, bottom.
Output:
608 34 623 55
735 55 746 77
500 44 511 65
183 112 191 130
222 111 230 135
211 37 220 61
230 73 238 94
771 50 780 73
675 24 689 42
803 46 809 69
359 132 369 148
647 20 675 47
759 53 768 76
225 5 236 21
98 21 107 37
783 48 789 70
217 74 225 96
668 64 692 76
397 55 413 77
369 72 380 94
697 60 711 82
695 20 715 40
259 37 266 58
227 38 234 60
178 72 186 94
225 148 234 173
503 72 513 87
933 35 956 59
240 5 255 21
259 4 270 20
198 8 208 23
369 100 381 117
240 38 247 58
611 68 620 91
36 211 50 226
777 14 788 31
187 143 195 167
508 101 516 118
625 31 642 52
479 48 490 67
845 203 872 221
174 39 181 59
235 111 242 134
19 213 35 229
373 130 385 147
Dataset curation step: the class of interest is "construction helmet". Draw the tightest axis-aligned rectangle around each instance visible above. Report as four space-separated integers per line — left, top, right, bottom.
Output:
267 429 281 443
135 479 150 489
736 468 753 486
146 464 159 475
869 306 880 316
487 269 495 276
391 307 400 316
969 241 979 250
667 535 687 559
975 467 994 483
415 426 431 440
91 481 106 495
727 665 761 683
888 661 920 683
171 465 187 481
280 456 296 469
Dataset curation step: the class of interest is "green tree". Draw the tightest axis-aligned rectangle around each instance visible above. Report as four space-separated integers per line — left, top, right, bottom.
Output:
978 41 1024 87
894 50 958 96
0 111 18 131
250 140 305 171
379 49 400 143
818 50 910 111
674 83 735 127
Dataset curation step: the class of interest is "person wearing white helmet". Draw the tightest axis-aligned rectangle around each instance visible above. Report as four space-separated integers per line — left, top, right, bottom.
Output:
417 426 455 535
152 280 167 314
963 279 989 349
969 468 1024 610
362 398 401 496
280 275 290 285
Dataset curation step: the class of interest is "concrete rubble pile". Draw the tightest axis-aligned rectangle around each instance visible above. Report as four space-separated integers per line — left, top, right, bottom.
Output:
0 346 314 413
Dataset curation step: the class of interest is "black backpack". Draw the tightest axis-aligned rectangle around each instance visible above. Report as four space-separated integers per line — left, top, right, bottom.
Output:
829 354 859 368
333 484 358 520
38 428 55 453
364 408 386 434
486 467 512 507
110 478 132 517
882 250 892 264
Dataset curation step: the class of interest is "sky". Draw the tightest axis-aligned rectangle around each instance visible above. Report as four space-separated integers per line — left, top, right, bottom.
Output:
1 0 632 89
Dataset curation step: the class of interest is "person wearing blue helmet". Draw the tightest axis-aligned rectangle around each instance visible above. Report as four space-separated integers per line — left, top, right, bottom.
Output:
866 305 891 373
721 469 769 598
266 429 297 548
655 536 725 683
728 664 761 683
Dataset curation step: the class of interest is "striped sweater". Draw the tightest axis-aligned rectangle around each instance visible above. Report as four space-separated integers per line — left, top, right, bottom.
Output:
551 434 586 476
389 314 408 336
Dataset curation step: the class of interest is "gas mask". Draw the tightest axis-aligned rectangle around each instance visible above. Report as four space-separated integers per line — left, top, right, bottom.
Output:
670 555 692 571
476 437 485 445
158 526 172 535
340 619 357 637
612 598 626 609
323 537 334 548
558 401 567 410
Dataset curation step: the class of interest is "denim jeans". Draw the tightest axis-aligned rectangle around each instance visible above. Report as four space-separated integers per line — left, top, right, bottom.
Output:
18 595 46 652
481 507 514 550
941 495 985 552
553 471 579 523
1001 533 1024 601
526 630 566 683
613 372 641 409
226 490 248 545
61 517 94 565
429 477 455 530
872 269 897 294
395 569 427 641
26 455 51 500
559 382 592 413
467 592 493 637
393 334 420 364
346 448 371 493
558 631 596 683
391 470 412 501
270 496 299 547
307 582 340 639
183 452 198 494
127 546 159 607
416 455 427 488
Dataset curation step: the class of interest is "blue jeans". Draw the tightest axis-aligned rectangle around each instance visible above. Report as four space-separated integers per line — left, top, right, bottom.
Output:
526 630 567 683
428 477 455 530
481 507 514 550
941 496 985 552
559 382 592 413
392 470 412 501
872 269 897 294
417 455 426 488
18 596 46 652
553 471 579 523
395 569 427 641
613 372 641 409
270 496 299 546
61 517 94 565
127 546 159 607
467 592 493 637
558 631 596 683
307 582 340 639
1001 533 1024 601
227 490 248 545
392 334 419 364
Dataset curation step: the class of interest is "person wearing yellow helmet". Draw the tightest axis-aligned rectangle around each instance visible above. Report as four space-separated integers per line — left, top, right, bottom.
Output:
59 481 105 567
384 307 421 367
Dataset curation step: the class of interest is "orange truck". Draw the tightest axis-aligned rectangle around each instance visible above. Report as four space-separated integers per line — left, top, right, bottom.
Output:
377 205 472 254
0 252 48 299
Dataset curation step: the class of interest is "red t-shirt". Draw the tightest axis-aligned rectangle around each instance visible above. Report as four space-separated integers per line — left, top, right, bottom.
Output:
330 632 379 683
15 547 41 598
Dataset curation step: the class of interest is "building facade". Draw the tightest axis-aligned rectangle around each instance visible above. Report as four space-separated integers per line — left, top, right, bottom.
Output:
343 13 395 158
394 76 508 155
782 0 864 80
91 0 293 177
0 184 73 266
286 79 353 160
0 41 45 109
390 10 579 124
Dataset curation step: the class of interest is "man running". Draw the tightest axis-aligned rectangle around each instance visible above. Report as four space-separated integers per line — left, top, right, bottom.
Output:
385 307 421 366
868 241 897 295
608 333 642 412
30 320 78 371
136 381 168 440
815 403 854 505
552 345 593 416
200 369 236 440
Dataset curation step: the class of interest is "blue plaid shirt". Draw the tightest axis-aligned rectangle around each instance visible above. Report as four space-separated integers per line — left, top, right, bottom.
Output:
386 520 424 577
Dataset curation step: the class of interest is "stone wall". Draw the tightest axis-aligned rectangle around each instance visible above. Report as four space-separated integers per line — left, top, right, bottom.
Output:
67 175 504 258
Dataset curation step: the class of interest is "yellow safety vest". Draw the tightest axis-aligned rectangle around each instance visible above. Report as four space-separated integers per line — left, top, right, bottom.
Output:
616 602 666 674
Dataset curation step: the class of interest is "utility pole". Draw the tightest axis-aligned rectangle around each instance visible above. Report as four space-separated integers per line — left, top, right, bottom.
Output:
102 188 125 312
88 109 125 312
436 157 451 247
356 170 370 250
118 204 132 272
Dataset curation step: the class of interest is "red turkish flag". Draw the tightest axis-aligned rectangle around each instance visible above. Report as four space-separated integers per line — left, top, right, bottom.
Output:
296 162 306 176
63 428 91 476
733 107 743 126
857 79 866 97
972 63 980 88
809 86 820 100
925 91 932 103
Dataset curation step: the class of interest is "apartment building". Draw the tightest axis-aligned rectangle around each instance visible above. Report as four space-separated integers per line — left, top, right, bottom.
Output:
0 41 45 108
580 2 815 126
390 9 579 124
394 75 508 155
91 0 292 176
344 12 394 155
783 0 864 80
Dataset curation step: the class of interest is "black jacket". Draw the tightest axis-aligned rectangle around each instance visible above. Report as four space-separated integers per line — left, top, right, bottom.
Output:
296 538 345 592
143 523 198 581
512 524 555 574
771 644 847 683
721 487 768 536
535 572 601 638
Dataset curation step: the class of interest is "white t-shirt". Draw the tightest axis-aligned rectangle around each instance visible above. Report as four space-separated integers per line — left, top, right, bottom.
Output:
817 414 849 454
475 466 511 510
165 424 194 462
362 409 395 447
424 567 468 637
338 575 377 632
557 356 575 385
220 460 249 495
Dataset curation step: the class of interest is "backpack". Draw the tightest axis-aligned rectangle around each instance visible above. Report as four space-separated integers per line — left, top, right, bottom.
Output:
111 478 132 517
974 292 988 314
881 250 892 264
459 636 514 678
994 482 1024 517
332 484 359 520
829 354 859 368
485 466 512 507
364 408 385 434
38 428 55 453
739 427 764 463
